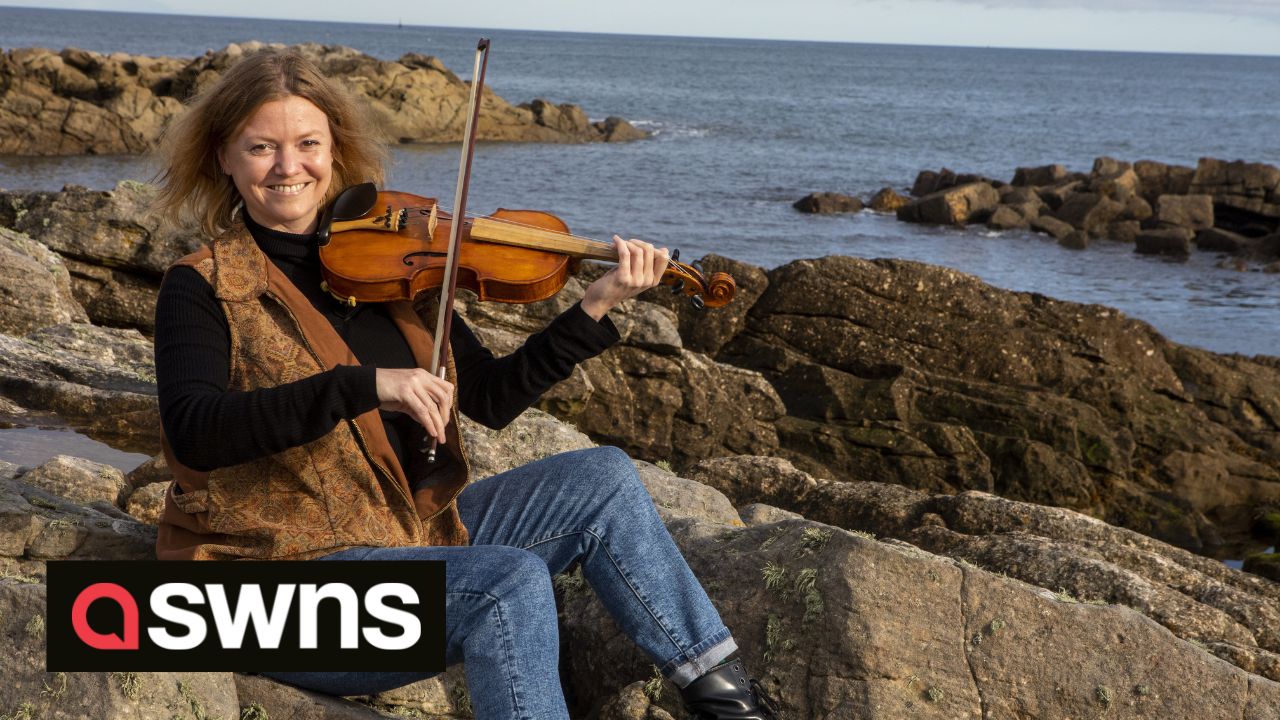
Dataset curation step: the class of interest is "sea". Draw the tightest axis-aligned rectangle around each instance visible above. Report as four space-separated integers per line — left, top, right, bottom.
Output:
2 7 1279 357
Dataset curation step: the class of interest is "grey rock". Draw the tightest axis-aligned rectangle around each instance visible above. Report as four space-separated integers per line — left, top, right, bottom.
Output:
1134 160 1196 204
1059 230 1089 249
868 187 910 212
1189 158 1280 220
1136 227 1194 256
1012 163 1067 186
1107 220 1143 243
1029 214 1075 240
1154 194 1215 231
715 256 1280 552
639 254 769 356
0 227 87 336
560 509 1280 718
0 581 239 718
985 204 1029 231
234 673 401 718
792 192 863 214
0 323 157 440
18 454 128 507
1197 227 1251 253
124 480 166 525
897 182 1000 226
1054 192 1125 237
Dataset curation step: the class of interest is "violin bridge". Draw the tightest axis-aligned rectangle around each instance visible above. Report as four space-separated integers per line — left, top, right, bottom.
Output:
428 203 439 237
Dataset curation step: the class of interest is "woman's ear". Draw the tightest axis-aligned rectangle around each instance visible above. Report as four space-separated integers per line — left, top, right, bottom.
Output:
215 146 229 176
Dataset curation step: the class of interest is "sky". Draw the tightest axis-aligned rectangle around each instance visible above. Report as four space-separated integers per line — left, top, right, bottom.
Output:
3 0 1279 56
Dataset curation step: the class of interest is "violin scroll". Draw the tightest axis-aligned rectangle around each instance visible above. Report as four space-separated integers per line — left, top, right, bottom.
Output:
661 259 736 310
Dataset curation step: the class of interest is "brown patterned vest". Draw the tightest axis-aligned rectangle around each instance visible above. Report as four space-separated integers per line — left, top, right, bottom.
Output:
155 224 471 560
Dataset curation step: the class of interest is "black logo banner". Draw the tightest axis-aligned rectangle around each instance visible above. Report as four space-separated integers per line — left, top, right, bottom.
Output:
47 561 445 672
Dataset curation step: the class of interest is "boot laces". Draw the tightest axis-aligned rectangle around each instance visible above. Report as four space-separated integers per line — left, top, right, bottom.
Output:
751 679 782 719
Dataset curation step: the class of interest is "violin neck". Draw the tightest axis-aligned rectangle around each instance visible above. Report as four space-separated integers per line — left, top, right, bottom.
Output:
469 217 616 262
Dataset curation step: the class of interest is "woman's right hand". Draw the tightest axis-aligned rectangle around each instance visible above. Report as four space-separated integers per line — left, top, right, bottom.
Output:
375 368 454 444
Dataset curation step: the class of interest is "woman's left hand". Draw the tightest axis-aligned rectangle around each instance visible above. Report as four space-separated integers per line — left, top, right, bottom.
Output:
580 235 670 321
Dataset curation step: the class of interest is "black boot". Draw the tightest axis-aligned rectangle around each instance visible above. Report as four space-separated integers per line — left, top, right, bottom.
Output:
680 657 780 720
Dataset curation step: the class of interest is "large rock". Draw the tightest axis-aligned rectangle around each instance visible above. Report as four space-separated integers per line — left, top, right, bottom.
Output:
0 181 201 332
1153 193 1215 231
868 187 910 213
685 455 1280 684
1190 158 1280 221
1029 214 1074 240
792 192 863 214
897 182 1000 226
715 256 1280 552
0 580 241 719
1011 164 1067 187
1053 192 1125 237
0 47 186 155
17 454 128 507
458 274 785 470
0 227 87 335
1134 160 1195 204
0 44 644 155
560 505 1280 718
639 254 770 356
0 323 158 441
1136 227 1194 256
0 477 156 579
235 673 403 718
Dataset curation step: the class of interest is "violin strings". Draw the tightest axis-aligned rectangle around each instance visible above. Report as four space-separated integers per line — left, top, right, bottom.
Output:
359 201 704 281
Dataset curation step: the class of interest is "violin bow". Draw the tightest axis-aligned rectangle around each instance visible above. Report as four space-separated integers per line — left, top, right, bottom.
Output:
425 37 490 461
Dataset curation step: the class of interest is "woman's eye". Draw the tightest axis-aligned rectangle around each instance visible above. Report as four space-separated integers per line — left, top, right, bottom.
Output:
301 139 322 149
249 144 273 155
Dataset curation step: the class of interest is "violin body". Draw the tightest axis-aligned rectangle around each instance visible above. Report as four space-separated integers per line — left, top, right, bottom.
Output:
319 189 581 305
317 185 736 309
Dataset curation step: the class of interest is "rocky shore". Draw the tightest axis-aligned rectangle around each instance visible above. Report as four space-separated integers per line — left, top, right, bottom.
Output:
796 156 1280 271
0 42 644 155
1 183 1279 717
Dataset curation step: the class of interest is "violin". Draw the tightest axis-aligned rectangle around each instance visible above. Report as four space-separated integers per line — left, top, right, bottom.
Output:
315 182 738 310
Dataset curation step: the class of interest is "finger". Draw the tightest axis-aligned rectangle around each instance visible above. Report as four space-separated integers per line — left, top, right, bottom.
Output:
403 394 435 440
416 386 447 443
636 241 656 287
614 234 632 280
652 247 670 287
424 379 454 420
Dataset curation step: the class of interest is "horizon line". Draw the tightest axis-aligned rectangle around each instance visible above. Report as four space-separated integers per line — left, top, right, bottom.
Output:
1 4 1278 60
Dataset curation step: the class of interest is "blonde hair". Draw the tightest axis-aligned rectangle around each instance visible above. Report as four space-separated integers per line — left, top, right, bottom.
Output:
154 48 387 237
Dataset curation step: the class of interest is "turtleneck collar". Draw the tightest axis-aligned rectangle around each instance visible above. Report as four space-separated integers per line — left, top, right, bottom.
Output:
243 211 320 263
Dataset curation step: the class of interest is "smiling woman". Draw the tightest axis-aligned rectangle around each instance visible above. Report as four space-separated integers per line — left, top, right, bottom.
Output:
216 96 333 234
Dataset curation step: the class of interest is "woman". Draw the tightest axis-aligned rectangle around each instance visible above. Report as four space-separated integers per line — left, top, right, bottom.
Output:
151 48 776 719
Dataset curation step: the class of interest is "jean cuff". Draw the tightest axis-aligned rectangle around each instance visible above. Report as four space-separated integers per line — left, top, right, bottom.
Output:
665 633 738 688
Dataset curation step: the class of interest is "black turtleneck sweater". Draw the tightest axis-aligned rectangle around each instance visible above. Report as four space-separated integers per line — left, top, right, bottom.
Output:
154 214 619 473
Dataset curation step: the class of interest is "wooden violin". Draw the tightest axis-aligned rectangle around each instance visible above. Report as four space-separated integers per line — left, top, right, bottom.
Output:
315 182 738 310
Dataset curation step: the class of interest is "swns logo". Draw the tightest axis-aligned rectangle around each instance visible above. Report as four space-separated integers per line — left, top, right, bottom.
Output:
47 561 445 671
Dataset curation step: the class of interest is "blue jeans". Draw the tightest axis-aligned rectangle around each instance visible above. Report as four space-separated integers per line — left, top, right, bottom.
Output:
262 446 735 719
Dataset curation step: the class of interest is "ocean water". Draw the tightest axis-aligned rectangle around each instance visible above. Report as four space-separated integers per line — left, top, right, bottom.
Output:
1 7 1279 356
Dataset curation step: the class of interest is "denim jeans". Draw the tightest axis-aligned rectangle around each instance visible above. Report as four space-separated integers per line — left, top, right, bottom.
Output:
262 446 736 719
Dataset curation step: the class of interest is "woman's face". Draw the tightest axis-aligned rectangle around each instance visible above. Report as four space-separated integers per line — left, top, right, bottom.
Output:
219 95 333 234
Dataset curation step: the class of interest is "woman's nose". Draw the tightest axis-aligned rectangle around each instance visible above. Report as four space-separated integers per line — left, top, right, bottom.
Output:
274 146 300 175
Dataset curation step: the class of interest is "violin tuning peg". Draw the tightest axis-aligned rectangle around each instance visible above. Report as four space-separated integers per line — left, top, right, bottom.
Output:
691 295 705 311
691 260 704 273
670 248 680 262
669 279 685 294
